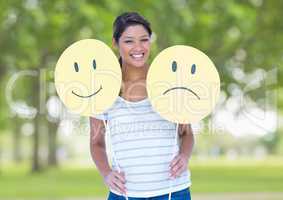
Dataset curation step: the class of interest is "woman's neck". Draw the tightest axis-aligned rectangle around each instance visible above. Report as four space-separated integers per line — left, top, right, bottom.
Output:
122 63 149 82
120 62 149 100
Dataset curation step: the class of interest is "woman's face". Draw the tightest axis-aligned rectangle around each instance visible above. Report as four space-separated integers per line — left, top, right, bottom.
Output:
115 25 151 68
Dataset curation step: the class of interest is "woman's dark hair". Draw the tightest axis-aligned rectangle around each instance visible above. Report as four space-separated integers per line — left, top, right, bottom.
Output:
113 12 152 66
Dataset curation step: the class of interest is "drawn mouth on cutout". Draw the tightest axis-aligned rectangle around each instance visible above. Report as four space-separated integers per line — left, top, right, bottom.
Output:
163 86 200 100
72 85 102 98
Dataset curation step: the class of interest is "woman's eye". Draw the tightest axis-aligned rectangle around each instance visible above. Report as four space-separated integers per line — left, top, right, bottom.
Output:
74 62 79 72
141 38 149 42
125 40 133 43
93 59 96 70
191 64 196 74
172 61 177 72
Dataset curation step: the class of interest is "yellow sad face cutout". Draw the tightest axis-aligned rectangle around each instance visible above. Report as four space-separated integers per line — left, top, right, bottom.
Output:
147 45 220 124
55 39 122 116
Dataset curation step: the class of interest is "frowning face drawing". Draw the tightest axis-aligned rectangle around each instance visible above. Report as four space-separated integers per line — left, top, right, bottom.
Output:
147 45 220 123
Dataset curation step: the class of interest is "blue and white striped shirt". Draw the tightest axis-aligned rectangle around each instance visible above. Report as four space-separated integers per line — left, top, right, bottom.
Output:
95 96 191 197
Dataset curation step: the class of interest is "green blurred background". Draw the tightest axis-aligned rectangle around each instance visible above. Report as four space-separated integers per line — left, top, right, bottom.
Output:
0 0 282 199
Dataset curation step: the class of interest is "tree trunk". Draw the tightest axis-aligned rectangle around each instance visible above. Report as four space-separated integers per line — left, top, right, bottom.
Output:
31 70 42 173
13 117 23 163
31 51 49 173
48 121 58 166
32 112 41 172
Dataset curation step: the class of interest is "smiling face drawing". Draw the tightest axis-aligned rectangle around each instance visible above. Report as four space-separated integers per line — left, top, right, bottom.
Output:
146 45 220 123
54 39 122 116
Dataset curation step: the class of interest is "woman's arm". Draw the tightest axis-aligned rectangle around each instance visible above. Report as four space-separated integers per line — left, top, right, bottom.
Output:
169 124 195 178
179 124 195 159
89 117 112 177
89 117 126 194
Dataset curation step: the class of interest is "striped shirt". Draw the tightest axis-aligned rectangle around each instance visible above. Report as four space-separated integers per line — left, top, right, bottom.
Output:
94 96 191 197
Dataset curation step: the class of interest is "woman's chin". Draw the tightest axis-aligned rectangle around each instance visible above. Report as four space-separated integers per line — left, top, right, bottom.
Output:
129 60 146 68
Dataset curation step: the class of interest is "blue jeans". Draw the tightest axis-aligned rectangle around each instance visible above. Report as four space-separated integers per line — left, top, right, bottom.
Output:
107 188 191 200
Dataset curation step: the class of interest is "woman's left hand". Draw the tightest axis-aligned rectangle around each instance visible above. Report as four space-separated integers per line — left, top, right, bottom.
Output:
169 152 189 178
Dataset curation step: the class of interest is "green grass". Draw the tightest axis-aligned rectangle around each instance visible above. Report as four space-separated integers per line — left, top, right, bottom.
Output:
190 156 283 193
0 158 283 199
0 165 107 198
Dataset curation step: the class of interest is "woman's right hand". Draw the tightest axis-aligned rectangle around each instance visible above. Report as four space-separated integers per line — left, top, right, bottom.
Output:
104 170 127 195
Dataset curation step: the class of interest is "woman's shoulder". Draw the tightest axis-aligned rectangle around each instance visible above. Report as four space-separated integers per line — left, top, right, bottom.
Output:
92 97 122 120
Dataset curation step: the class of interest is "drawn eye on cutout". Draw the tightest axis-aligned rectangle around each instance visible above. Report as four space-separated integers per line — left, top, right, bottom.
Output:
93 59 96 70
172 61 177 72
74 62 79 72
191 64 196 74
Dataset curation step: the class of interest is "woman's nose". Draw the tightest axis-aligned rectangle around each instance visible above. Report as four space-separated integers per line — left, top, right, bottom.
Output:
133 41 143 51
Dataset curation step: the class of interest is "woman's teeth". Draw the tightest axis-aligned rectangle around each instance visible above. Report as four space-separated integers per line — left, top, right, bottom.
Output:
131 53 144 59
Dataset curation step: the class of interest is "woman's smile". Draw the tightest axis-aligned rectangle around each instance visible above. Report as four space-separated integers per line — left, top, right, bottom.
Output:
115 25 151 68
130 52 144 60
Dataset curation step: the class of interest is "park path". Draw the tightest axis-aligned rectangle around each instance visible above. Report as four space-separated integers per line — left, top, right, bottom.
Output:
2 193 283 200
59 192 283 200
192 193 283 200
95 192 283 200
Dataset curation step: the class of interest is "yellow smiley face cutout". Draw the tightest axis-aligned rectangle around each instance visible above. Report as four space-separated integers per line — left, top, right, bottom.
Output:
146 45 220 124
54 39 122 116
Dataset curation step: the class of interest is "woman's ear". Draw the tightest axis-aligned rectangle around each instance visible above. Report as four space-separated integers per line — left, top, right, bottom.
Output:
112 38 117 48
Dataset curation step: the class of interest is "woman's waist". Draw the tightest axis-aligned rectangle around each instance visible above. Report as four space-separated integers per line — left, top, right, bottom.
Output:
109 167 190 197
111 162 190 184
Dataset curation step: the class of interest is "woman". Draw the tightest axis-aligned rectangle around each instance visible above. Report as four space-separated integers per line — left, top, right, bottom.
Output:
90 12 194 200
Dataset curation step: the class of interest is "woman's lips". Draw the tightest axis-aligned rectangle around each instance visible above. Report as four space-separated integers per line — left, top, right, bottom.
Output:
130 53 144 60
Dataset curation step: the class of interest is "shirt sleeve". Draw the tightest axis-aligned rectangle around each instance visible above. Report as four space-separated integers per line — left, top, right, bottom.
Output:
93 112 108 121
190 122 201 134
